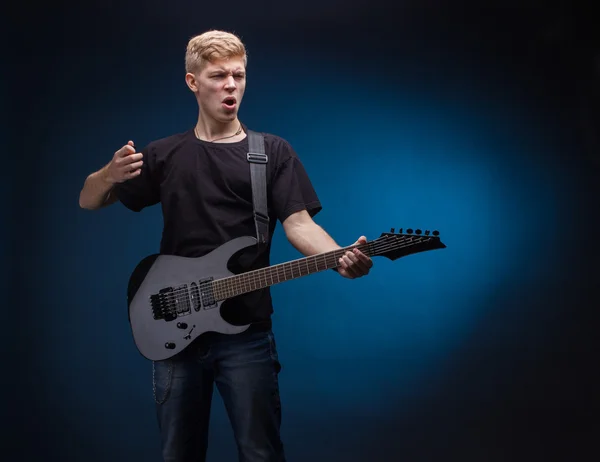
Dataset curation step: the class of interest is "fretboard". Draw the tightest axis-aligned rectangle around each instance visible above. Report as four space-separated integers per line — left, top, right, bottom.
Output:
211 243 372 301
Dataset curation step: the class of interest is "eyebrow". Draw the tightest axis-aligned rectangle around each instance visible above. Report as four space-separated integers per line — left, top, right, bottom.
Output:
211 68 245 74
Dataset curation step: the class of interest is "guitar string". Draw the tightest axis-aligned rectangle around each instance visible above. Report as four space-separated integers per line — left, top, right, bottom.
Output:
212 237 430 299
152 237 431 310
149 237 435 312
151 237 428 309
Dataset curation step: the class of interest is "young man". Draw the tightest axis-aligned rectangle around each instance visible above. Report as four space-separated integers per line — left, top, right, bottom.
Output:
79 30 373 462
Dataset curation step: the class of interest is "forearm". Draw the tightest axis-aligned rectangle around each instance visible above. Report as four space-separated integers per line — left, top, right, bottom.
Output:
283 211 372 279
286 220 342 257
79 165 117 210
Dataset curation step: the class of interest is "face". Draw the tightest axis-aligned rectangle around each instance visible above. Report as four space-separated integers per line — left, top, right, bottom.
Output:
187 56 246 124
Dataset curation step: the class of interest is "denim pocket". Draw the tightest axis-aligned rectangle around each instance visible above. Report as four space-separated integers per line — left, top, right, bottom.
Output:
152 360 173 404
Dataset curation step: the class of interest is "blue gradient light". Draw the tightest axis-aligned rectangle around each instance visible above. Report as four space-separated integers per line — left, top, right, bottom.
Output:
239 56 568 410
33 46 573 460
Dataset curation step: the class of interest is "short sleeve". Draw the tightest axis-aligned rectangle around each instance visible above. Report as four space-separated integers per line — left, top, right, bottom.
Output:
113 144 160 212
271 142 322 223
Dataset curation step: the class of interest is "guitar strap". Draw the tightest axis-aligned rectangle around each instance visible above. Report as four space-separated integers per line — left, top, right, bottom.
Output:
247 130 270 247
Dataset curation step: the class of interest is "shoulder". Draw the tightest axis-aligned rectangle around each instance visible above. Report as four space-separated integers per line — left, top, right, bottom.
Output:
144 130 193 154
248 129 298 166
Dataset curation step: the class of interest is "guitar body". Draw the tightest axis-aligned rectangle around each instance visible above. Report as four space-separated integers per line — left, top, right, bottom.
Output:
127 236 257 361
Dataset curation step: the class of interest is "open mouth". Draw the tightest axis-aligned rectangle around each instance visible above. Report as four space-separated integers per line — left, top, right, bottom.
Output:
222 97 236 108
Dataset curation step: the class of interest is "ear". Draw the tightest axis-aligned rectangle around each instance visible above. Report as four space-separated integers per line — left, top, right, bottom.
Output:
185 73 199 92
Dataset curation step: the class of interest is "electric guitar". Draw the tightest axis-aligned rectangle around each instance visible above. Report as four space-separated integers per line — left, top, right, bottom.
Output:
127 228 446 361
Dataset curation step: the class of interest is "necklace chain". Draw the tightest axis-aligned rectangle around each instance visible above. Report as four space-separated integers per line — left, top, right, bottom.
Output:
195 123 243 142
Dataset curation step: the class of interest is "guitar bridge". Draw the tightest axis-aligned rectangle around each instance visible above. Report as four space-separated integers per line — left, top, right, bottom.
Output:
150 284 192 321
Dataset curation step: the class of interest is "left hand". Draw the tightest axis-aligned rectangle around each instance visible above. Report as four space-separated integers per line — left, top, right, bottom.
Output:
337 236 373 279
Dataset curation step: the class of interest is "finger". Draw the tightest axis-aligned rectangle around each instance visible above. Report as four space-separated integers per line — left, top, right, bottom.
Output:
116 143 136 158
353 248 373 267
121 152 144 164
114 153 142 173
125 168 142 179
344 251 360 265
348 258 369 276
341 255 360 277
354 236 367 245
345 251 371 275
338 256 352 275
125 160 143 172
337 265 355 279
338 268 353 279
346 251 370 271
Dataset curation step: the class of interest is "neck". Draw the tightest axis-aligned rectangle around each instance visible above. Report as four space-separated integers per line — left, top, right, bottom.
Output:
195 116 242 142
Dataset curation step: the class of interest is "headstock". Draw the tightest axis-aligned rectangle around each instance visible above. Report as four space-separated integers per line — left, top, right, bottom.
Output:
371 227 446 261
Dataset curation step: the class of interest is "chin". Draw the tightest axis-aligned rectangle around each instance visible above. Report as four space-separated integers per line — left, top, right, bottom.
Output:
220 112 238 122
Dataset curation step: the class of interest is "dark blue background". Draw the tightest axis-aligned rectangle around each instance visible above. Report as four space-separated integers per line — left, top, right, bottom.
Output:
9 1 599 461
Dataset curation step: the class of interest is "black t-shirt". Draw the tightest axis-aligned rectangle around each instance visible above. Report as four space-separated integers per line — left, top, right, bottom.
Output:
114 125 322 325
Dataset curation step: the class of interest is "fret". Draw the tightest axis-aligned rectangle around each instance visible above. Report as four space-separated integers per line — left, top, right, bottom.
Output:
206 235 443 303
217 246 355 301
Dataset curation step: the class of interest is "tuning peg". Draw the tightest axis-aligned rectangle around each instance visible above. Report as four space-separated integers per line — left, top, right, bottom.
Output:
415 229 422 234
407 228 413 234
425 230 430 236
399 228 403 233
433 230 439 236
390 228 395 233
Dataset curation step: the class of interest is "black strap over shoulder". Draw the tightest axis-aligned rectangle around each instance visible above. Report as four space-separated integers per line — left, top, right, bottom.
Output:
247 130 269 246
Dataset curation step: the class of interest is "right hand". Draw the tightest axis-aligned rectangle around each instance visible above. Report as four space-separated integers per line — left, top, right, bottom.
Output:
104 140 144 184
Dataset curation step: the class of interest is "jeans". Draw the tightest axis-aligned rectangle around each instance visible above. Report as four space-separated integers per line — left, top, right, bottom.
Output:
152 327 286 462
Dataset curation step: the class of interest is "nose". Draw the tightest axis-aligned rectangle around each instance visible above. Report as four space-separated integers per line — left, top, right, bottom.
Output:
224 75 236 90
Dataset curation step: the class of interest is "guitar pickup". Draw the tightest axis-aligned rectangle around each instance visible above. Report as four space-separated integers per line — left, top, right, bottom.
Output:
198 277 216 309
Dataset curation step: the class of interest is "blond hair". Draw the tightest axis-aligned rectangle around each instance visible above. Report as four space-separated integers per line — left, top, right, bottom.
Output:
185 30 247 74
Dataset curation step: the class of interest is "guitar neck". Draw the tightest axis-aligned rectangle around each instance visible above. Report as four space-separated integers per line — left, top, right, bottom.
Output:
210 230 445 302
212 243 369 301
